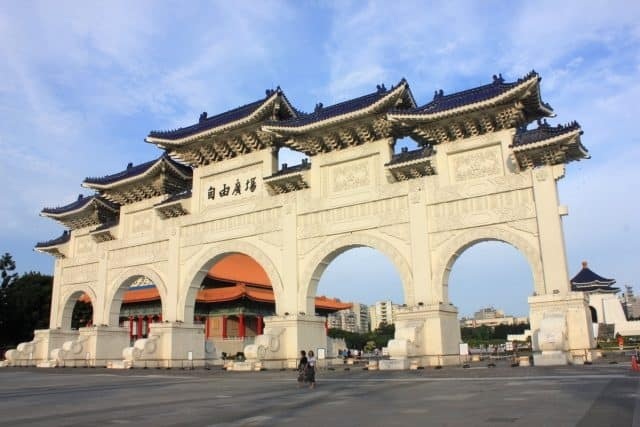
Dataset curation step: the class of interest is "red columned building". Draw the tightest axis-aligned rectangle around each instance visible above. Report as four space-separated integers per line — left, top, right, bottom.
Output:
105 254 351 342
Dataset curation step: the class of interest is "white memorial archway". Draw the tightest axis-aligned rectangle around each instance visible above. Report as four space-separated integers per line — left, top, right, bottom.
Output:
22 72 594 367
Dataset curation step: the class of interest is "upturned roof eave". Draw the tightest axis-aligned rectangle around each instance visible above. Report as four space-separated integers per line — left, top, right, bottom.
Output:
263 81 411 134
511 128 584 152
82 157 192 191
387 76 548 123
145 92 286 146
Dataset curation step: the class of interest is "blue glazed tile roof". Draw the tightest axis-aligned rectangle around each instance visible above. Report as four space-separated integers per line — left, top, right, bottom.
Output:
84 153 191 186
148 89 298 141
270 80 412 128
41 194 118 216
35 231 71 248
571 263 616 289
512 120 583 147
396 71 551 116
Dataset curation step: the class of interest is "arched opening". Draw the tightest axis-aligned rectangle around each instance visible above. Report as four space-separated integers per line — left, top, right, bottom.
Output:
448 241 533 354
60 289 95 330
314 246 405 357
589 306 598 323
191 253 275 359
71 295 93 330
116 276 164 345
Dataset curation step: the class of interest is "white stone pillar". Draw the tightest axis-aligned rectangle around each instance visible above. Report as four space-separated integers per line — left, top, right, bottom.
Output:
531 165 571 294
408 177 431 306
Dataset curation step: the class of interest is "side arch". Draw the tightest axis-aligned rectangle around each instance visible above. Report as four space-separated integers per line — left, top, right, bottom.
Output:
106 266 168 327
58 285 98 330
180 240 284 322
432 226 544 305
300 232 413 314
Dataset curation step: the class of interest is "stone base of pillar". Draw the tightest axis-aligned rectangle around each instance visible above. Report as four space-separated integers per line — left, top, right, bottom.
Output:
388 303 461 367
79 326 129 367
528 293 595 366
4 329 78 367
146 322 206 368
244 314 326 369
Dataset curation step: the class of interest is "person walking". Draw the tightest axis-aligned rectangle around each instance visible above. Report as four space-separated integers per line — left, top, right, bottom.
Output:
306 350 316 389
297 350 308 387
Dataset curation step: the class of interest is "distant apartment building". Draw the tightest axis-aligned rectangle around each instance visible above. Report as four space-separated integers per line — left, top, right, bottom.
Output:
461 306 528 328
620 285 640 319
369 300 399 331
327 303 369 333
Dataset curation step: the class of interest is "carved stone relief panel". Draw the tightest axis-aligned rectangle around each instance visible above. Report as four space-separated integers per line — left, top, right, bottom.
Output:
427 172 532 205
297 196 409 239
200 164 263 211
75 235 96 256
448 144 503 184
181 207 282 247
322 156 376 197
108 240 169 269
428 188 536 232
62 262 99 285
129 211 154 235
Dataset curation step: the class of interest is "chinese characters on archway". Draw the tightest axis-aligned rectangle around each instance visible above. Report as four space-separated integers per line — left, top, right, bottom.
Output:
207 177 257 200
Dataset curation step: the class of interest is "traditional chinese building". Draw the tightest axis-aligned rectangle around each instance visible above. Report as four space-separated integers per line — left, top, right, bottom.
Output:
10 71 598 369
569 261 640 337
116 253 350 345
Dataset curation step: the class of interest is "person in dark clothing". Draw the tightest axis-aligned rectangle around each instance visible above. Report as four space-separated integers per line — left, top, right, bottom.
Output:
297 350 308 387
306 350 316 389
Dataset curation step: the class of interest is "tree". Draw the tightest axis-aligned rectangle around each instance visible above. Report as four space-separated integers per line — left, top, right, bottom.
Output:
0 252 18 289
0 253 19 348
1 272 53 346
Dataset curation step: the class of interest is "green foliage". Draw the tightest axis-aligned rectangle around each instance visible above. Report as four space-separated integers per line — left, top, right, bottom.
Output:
72 301 93 329
0 271 53 347
0 254 55 349
460 323 530 347
0 253 18 289
327 323 395 350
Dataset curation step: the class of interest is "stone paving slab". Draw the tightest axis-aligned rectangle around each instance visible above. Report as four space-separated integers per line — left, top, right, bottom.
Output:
0 363 638 426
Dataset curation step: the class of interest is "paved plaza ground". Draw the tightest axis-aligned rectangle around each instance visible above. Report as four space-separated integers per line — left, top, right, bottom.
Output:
0 359 638 427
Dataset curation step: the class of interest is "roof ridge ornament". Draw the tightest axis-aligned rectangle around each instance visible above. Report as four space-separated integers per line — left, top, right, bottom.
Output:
376 83 387 93
433 89 444 100
492 73 504 84
199 112 208 123
314 102 323 113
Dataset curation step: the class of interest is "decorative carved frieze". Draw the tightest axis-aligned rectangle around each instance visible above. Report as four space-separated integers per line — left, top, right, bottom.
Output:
181 208 282 246
428 188 535 232
426 172 532 205
108 240 169 268
298 196 408 238
62 263 99 285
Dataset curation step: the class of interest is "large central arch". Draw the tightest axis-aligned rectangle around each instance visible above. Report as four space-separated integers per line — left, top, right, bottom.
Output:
181 240 284 322
301 232 413 314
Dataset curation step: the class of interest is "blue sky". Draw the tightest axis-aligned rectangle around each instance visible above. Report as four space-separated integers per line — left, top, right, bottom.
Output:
1 1 638 318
